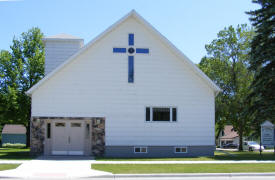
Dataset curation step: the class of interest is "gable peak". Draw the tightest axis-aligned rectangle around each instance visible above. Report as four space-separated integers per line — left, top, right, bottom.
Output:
26 10 221 96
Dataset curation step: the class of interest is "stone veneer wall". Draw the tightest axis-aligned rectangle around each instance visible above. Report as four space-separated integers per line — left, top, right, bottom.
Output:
91 118 105 156
30 116 106 156
30 117 45 154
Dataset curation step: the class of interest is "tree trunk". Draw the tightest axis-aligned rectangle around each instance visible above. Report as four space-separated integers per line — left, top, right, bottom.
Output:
239 131 243 151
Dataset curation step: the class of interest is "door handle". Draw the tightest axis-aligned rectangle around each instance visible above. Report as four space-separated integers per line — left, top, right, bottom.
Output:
68 136 70 144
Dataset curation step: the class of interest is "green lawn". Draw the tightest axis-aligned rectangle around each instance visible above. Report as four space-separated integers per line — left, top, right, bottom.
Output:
96 151 275 161
0 148 35 160
92 163 275 174
0 164 20 171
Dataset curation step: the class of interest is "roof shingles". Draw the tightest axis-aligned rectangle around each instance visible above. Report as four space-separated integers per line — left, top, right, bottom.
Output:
220 125 239 139
2 124 26 134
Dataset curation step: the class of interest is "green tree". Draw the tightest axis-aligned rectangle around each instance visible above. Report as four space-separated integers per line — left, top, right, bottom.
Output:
199 24 254 150
246 0 275 135
0 50 21 124
0 27 44 146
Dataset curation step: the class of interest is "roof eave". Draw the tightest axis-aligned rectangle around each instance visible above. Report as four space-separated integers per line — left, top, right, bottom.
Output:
26 10 136 96
26 9 221 96
131 11 221 94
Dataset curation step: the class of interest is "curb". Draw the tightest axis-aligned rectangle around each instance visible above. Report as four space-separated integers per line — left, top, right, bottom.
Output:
1 173 275 179
90 172 275 178
92 160 275 164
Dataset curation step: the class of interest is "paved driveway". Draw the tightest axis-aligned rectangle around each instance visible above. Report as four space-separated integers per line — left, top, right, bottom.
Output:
216 148 274 152
0 156 111 179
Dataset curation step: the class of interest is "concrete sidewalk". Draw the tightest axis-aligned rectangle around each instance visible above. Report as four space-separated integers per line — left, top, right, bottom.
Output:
1 158 275 179
99 172 275 178
0 158 110 179
2 159 275 164
92 160 275 164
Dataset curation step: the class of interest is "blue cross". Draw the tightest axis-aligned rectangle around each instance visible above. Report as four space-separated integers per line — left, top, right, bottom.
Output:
113 34 149 83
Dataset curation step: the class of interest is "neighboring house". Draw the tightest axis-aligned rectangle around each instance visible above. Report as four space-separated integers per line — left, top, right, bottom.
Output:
1 124 26 145
218 125 239 147
26 10 220 157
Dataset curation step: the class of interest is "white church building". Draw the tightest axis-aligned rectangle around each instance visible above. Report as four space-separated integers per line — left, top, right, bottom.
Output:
26 10 220 157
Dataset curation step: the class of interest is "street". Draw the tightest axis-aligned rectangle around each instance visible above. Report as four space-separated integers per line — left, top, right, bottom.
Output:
1 176 275 180
100 177 275 180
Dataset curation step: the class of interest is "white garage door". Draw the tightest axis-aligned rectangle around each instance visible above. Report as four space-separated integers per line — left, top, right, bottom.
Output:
52 120 85 155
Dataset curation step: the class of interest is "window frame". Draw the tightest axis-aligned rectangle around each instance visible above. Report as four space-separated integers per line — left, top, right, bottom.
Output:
55 122 65 127
128 56 134 83
174 146 188 153
152 107 171 122
145 106 177 123
85 123 90 139
71 123 81 127
134 146 148 153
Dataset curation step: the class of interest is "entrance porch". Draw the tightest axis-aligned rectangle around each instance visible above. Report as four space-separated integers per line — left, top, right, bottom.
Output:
30 117 105 156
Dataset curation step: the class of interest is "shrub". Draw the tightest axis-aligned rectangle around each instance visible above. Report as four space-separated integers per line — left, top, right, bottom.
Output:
2 143 26 149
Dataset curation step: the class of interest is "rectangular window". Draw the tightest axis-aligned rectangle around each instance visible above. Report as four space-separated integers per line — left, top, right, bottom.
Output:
174 147 187 153
146 107 150 121
136 48 149 54
134 147 147 153
55 122 65 127
113 48 126 53
128 56 134 83
71 123 81 127
47 123 51 139
129 34 134 46
146 107 177 122
153 108 170 121
172 108 177 122
86 123 90 139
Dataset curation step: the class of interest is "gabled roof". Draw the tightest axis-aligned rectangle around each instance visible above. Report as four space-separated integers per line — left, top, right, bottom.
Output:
261 121 274 127
26 10 221 96
220 133 239 139
220 125 239 139
2 124 26 134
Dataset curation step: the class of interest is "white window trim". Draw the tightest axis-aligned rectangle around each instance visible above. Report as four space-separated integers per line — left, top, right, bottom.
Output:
174 146 188 153
145 106 177 123
134 146 148 153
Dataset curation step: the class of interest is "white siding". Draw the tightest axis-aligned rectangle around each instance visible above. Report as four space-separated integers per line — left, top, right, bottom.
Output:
45 40 83 75
32 17 215 146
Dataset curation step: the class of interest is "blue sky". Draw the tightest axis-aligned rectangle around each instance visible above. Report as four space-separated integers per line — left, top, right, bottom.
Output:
0 0 259 63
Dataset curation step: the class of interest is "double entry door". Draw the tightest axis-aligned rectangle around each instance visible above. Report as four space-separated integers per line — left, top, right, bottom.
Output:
52 120 85 155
